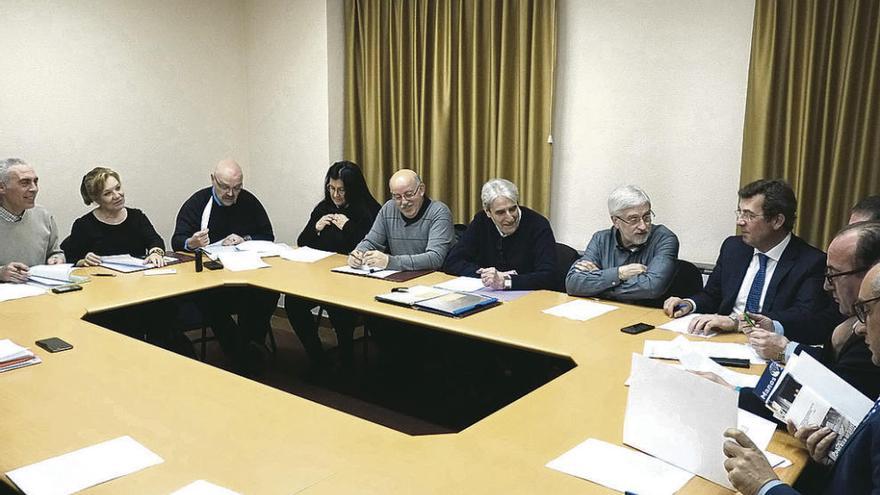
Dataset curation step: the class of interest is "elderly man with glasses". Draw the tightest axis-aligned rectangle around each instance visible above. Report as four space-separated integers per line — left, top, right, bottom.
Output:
565 185 679 303
348 169 453 271
664 179 841 344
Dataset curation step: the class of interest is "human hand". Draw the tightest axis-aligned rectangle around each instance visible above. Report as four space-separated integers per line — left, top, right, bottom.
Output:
188 229 210 249
748 330 789 360
688 314 737 335
741 312 774 334
330 214 349 230
363 250 389 269
0 262 30 283
477 267 505 290
315 215 333 232
663 296 693 317
222 234 245 246
348 250 365 268
786 421 837 465
82 252 102 267
145 252 165 267
618 263 647 281
47 254 65 265
573 260 599 272
722 428 779 495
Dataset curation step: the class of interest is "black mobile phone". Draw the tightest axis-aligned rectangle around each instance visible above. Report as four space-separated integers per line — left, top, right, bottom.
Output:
621 322 655 335
204 260 224 270
35 337 73 353
710 357 750 369
51 284 83 294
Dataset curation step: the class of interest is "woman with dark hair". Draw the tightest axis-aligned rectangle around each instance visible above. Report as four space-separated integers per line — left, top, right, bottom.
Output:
286 161 380 374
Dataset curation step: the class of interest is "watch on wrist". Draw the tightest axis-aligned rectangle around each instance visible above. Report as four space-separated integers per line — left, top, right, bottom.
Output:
503 275 512 290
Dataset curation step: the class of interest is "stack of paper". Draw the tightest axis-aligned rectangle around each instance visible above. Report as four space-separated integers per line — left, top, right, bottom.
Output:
433 276 487 292
331 265 399 279
543 299 618 322
644 336 766 364
0 284 47 303
235 240 292 257
0 339 41 373
27 264 85 287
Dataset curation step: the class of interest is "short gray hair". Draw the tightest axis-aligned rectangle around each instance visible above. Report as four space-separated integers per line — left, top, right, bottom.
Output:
873 265 880 297
0 158 29 185
481 178 519 210
607 185 651 216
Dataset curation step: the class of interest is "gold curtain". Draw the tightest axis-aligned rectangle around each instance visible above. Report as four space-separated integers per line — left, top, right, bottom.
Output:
741 0 880 249
344 0 557 222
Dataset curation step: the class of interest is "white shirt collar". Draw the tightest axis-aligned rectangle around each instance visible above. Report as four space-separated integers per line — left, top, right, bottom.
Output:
755 232 792 262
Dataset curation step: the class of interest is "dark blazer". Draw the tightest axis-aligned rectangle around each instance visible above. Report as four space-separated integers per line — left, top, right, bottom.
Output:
796 332 880 400
689 235 842 344
767 400 880 494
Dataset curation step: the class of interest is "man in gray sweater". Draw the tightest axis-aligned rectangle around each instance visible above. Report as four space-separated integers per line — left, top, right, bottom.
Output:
349 169 453 271
0 158 64 283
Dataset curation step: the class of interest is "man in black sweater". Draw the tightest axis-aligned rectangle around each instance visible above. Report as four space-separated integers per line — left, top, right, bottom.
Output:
444 178 557 290
172 159 277 375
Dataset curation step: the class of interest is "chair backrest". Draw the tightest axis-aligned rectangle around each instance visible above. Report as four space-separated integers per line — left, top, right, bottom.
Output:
633 259 705 308
452 223 468 246
553 242 580 292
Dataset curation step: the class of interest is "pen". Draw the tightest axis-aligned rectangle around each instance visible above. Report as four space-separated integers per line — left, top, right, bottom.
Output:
742 312 756 327
673 303 687 313
93 273 116 277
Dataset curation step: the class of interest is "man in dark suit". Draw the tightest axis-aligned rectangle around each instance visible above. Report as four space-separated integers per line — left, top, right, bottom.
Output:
664 179 841 344
722 262 880 495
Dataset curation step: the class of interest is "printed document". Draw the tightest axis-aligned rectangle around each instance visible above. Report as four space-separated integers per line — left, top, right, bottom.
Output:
658 313 718 338
542 299 618 322
217 251 270 272
279 246 335 263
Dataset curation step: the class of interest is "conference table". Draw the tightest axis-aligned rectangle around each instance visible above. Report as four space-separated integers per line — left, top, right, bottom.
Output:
0 253 807 494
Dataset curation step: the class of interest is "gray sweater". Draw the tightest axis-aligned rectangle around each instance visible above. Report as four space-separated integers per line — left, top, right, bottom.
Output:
356 198 454 271
0 205 64 267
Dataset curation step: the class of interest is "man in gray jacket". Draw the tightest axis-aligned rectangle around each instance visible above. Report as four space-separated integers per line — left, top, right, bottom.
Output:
349 169 453 271
566 185 679 302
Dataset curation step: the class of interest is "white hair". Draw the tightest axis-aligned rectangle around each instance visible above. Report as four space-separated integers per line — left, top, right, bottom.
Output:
607 185 651 216
0 158 29 185
481 178 519 210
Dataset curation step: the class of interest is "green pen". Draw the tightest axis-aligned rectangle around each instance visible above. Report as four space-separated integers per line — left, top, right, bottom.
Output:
742 312 756 327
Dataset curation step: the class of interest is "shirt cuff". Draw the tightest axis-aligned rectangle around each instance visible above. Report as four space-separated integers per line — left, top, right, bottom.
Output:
784 341 799 361
184 238 194 252
772 320 784 336
757 479 785 495
683 298 697 313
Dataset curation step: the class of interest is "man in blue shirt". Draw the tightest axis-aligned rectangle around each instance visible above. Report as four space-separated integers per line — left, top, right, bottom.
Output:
565 185 679 303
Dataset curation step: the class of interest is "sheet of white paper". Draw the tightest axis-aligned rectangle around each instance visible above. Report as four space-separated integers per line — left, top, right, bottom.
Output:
143 269 177 276
6 436 163 495
170 480 241 495
542 299 618 322
280 246 336 263
624 353 738 489
0 339 31 360
0 284 47 303
433 276 486 292
658 313 718 338
738 409 777 451
785 352 873 424
474 287 532 302
546 438 693 495
331 265 399 278
217 251 270 272
28 264 74 283
764 451 792 468
677 349 760 389
235 240 290 257
100 255 148 268
644 336 766 364
377 285 451 305
202 244 237 261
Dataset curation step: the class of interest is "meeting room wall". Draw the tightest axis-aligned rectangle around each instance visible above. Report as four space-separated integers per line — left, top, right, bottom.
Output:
0 0 251 245
550 0 756 264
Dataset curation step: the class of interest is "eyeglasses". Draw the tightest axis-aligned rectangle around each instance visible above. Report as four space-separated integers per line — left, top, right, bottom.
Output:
391 185 421 202
615 210 654 226
327 185 346 195
735 209 765 222
824 267 868 286
213 178 242 194
853 295 880 324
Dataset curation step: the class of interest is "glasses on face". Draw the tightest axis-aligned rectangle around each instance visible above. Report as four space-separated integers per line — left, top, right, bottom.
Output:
735 209 766 222
391 185 421 202
615 210 654 226
853 295 880 324
327 185 346 195
214 179 242 195
824 267 869 286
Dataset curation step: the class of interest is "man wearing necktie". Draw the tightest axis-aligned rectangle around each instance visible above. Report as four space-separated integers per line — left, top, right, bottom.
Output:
722 261 880 494
663 179 842 344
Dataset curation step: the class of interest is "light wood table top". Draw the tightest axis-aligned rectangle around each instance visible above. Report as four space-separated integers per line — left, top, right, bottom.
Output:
0 254 806 493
